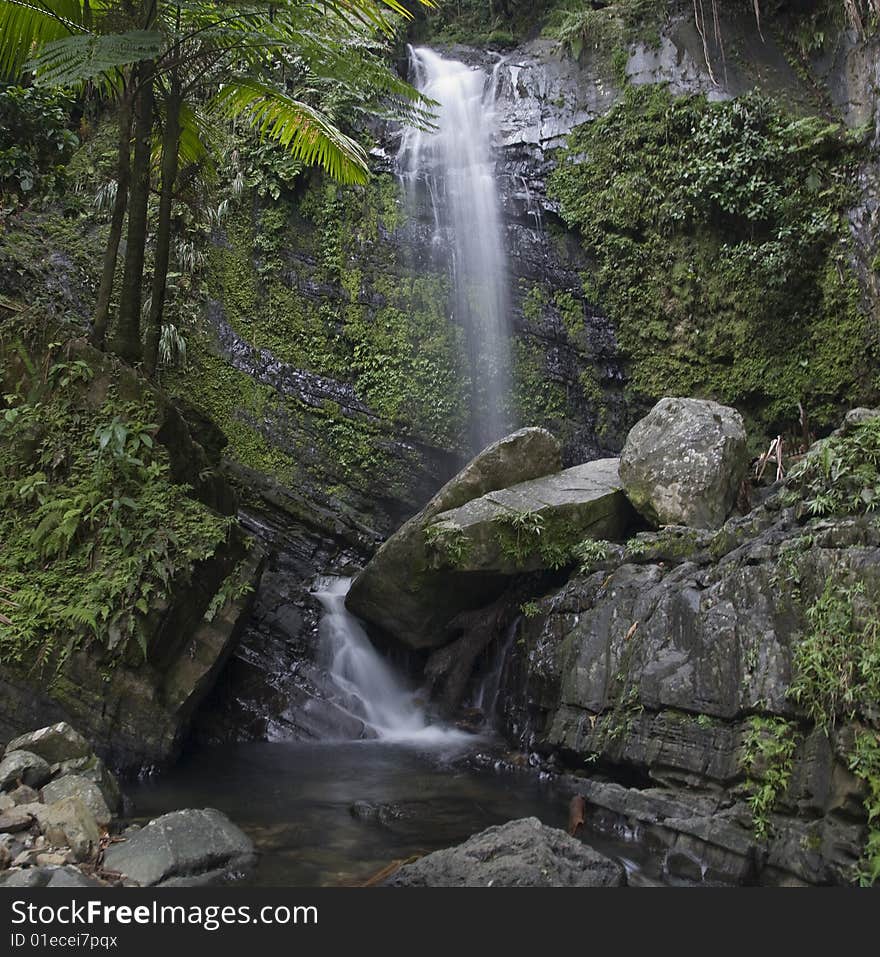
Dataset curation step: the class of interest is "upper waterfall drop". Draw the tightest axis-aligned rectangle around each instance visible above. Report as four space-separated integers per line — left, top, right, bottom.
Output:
397 46 512 450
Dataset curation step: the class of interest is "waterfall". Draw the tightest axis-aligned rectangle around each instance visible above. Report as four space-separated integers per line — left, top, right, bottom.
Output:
398 46 512 449
471 619 517 726
314 577 467 746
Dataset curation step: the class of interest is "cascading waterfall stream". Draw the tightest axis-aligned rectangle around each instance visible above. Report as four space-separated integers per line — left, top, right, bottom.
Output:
314 577 467 746
398 46 512 449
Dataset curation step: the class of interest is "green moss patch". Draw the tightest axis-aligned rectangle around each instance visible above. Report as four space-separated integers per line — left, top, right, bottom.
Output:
549 85 876 438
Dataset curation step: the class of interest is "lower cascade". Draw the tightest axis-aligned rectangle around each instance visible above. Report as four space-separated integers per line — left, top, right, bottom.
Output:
314 577 465 746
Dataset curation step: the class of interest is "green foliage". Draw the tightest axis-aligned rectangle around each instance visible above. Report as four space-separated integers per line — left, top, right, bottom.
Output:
848 729 880 886
158 323 187 370
573 537 611 572
0 345 234 670
543 0 667 60
739 715 798 840
203 559 254 623
787 579 880 730
549 85 875 435
425 520 471 568
493 508 546 567
28 30 163 89
785 415 880 516
0 84 78 201
519 600 541 618
510 337 567 429
492 508 584 570
416 0 554 46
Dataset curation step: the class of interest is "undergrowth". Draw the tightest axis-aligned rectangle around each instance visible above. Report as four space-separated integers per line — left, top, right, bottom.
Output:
0 342 235 674
785 415 880 517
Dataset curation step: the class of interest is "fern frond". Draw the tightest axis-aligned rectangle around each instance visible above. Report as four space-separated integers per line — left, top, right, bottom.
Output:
27 29 163 88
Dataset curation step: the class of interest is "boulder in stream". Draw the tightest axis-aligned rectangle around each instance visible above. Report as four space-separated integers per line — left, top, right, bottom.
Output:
102 808 256 886
385 817 626 887
346 427 562 649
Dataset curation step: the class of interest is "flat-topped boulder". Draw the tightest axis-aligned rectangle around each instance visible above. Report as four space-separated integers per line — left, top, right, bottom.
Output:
385 817 626 887
426 458 630 574
346 428 562 649
5 723 91 765
102 808 256 886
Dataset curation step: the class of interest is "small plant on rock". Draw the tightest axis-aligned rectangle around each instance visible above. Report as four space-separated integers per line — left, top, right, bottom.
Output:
739 716 798 840
573 538 611 572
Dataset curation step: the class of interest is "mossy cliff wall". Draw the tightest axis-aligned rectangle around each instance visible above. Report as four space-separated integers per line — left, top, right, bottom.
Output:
164 173 468 545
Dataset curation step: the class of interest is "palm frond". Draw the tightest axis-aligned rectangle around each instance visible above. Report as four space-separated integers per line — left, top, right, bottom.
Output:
0 0 88 77
176 100 216 170
27 30 163 87
212 77 368 185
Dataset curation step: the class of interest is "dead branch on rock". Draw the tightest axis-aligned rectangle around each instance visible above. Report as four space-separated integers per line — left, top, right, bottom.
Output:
567 795 587 837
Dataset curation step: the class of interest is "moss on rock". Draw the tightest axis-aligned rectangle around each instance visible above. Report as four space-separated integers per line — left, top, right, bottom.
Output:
549 85 877 439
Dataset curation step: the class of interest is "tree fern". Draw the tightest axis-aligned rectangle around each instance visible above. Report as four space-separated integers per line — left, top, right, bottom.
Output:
27 30 163 88
0 0 89 77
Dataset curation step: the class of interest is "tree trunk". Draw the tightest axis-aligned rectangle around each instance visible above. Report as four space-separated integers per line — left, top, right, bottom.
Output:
143 83 182 376
91 88 132 349
111 60 154 365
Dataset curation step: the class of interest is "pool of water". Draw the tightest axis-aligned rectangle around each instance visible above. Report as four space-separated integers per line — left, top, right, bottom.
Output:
124 739 669 886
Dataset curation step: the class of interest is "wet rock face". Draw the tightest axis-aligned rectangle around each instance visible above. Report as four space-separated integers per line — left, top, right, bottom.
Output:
193 505 383 745
385 816 626 887
619 397 748 529
498 500 880 885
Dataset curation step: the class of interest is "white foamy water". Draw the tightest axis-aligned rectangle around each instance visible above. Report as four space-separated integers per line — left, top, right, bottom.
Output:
314 577 468 746
397 46 512 449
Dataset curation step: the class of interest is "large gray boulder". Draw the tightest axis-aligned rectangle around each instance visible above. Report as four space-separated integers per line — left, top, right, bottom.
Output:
40 775 112 827
347 428 562 649
0 750 51 790
51 754 122 816
5 723 91 765
620 397 748 529
426 458 630 574
385 817 626 887
33 797 101 861
102 808 255 886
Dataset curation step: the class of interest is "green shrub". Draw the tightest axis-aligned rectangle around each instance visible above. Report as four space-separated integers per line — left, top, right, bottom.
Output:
0 85 78 201
0 346 235 671
787 579 880 730
739 716 798 840
786 415 880 517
